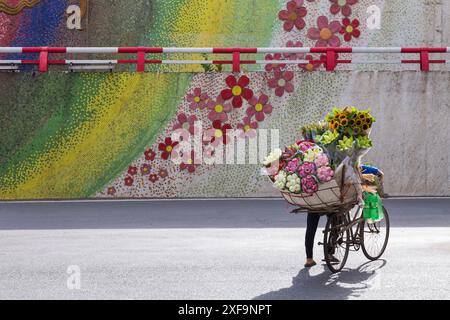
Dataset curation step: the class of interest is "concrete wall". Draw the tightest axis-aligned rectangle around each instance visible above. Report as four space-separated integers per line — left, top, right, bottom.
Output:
1 0 449 200
178 71 450 198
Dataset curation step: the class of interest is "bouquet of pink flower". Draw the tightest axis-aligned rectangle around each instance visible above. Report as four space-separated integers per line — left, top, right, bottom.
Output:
264 140 335 196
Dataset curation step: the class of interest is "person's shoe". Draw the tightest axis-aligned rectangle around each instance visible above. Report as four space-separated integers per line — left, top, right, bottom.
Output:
304 261 317 268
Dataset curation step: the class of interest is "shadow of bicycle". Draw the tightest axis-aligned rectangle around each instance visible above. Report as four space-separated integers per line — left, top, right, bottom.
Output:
253 260 387 300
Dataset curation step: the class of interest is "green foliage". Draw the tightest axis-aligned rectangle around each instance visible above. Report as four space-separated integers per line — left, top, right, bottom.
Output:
337 135 354 151
316 130 339 145
356 135 373 149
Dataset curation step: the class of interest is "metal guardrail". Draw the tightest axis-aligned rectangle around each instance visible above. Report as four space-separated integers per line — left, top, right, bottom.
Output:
0 46 449 72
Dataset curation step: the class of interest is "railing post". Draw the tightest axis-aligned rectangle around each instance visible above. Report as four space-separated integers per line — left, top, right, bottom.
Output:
232 51 241 73
39 47 49 73
420 50 430 72
137 47 146 72
325 49 336 72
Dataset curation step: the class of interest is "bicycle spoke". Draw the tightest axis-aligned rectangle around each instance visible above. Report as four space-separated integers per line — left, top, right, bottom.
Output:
362 214 388 259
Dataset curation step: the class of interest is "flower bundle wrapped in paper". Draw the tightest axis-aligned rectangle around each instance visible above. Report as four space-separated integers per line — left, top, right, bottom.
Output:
314 107 376 167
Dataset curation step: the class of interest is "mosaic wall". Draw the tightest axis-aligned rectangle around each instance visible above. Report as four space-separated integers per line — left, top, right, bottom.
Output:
1 0 449 200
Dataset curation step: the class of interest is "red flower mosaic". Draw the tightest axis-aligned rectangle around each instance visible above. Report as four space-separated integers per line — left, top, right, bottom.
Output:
247 94 272 122
329 0 358 17
299 54 322 72
107 187 116 195
268 71 295 97
207 96 232 122
308 16 342 47
124 176 134 187
158 137 179 160
187 88 209 110
149 174 159 183
180 151 200 174
278 0 308 32
284 40 305 61
220 75 253 108
173 113 198 135
128 166 138 176
144 148 156 161
264 53 286 72
205 120 232 147
140 163 151 175
237 116 258 139
158 168 169 178
340 18 360 42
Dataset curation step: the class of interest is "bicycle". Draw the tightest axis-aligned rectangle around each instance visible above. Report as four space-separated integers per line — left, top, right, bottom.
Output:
319 204 390 273
274 161 390 273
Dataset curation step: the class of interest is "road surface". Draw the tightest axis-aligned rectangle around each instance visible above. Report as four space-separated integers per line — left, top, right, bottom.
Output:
0 199 449 300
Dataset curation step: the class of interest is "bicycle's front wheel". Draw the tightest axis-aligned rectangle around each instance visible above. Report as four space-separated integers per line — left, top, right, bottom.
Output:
361 206 390 261
323 214 350 273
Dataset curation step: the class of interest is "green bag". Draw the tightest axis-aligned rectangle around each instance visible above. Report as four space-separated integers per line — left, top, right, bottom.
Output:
363 191 384 222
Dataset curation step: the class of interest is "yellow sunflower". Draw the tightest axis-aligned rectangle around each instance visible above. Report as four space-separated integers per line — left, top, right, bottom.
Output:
329 121 336 130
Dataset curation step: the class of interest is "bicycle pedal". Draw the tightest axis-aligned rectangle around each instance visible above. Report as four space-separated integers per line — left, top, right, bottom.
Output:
321 259 339 265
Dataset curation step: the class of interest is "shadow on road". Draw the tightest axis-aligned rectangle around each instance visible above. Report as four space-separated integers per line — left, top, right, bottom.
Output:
254 260 387 300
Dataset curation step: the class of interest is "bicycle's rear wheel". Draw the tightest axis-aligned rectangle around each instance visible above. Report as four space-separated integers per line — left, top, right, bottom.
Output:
323 214 350 273
361 206 390 261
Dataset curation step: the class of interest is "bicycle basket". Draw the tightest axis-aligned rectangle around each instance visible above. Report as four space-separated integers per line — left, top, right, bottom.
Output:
274 158 362 212
280 180 360 212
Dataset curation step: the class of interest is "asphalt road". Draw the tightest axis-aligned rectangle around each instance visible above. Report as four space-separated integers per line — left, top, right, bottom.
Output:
0 199 449 300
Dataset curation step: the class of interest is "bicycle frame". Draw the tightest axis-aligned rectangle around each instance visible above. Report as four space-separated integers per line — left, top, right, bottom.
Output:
329 206 365 250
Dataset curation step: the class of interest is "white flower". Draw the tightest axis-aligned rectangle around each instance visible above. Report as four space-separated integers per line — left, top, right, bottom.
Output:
274 180 285 190
313 146 323 154
303 146 323 162
286 173 301 193
273 170 287 190
303 150 316 162
263 148 282 166
276 170 287 179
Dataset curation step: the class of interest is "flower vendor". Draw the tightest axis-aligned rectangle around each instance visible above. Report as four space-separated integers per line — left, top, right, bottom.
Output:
265 106 383 268
263 140 337 268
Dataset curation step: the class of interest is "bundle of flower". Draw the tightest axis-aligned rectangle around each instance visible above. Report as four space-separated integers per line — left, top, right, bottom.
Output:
314 107 376 166
300 120 329 142
264 140 335 196
263 106 375 211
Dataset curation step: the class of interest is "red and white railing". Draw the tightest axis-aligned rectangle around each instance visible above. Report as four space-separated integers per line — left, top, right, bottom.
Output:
0 46 449 72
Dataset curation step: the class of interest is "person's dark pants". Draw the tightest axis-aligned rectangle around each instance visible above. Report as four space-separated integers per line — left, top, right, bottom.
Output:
305 212 321 259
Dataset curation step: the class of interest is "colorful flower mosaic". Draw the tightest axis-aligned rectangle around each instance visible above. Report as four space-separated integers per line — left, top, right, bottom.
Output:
0 0 371 201
98 0 366 198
